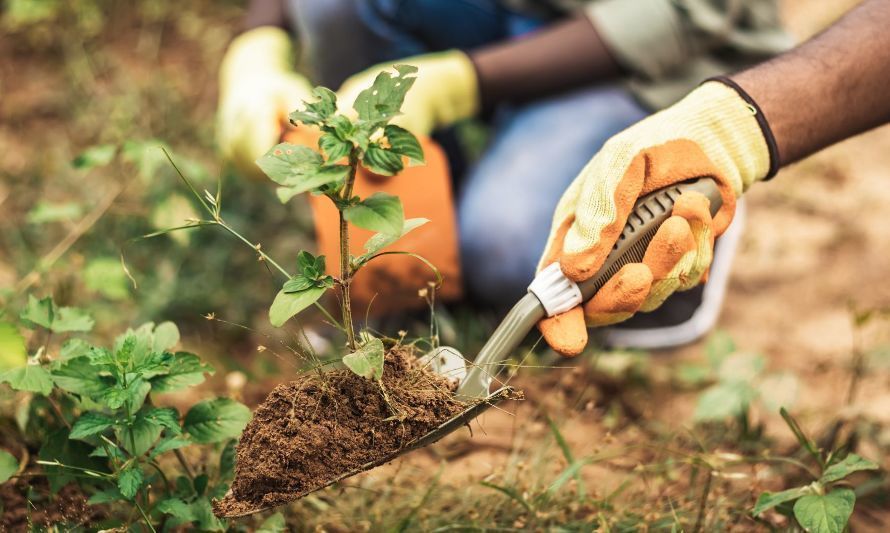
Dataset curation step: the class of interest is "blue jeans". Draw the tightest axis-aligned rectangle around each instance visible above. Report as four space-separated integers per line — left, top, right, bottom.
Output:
288 0 649 308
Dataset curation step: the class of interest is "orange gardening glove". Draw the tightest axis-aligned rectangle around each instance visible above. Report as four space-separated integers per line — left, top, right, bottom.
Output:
538 81 776 356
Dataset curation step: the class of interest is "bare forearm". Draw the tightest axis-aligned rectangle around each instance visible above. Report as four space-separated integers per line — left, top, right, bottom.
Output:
244 0 289 32
470 15 620 110
731 0 890 166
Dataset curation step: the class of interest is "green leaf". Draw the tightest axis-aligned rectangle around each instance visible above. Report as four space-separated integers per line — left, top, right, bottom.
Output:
69 412 116 440
693 381 756 422
149 436 191 459
53 306 94 333
753 486 812 516
59 338 91 361
362 144 403 176
717 352 765 383
820 454 879 484
706 330 736 368
156 497 195 525
72 143 117 169
101 376 151 415
674 363 711 387
89 445 125 460
40 427 104 493
218 439 236 481
183 398 251 444
793 488 855 533
268 286 327 327
283 276 315 293
361 217 428 257
343 192 404 236
758 372 800 412
0 365 54 395
256 142 320 185
0 322 27 372
150 352 214 393
26 201 83 224
87 487 124 504
319 133 352 162
353 65 417 124
289 86 338 126
117 410 163 456
257 512 286 532
20 295 54 330
51 356 112 396
296 250 326 276
256 143 349 197
118 466 144 500
152 321 180 352
83 257 129 300
144 407 182 435
384 124 424 164
193 497 226 531
0 450 19 483
342 337 385 381
19 294 94 332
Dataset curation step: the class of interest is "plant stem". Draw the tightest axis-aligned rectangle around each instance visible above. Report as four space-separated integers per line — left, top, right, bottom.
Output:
213 219 345 331
338 150 360 351
134 499 157 533
173 448 195 481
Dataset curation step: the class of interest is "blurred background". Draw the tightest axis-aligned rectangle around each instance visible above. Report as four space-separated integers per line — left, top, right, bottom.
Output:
4 0 890 530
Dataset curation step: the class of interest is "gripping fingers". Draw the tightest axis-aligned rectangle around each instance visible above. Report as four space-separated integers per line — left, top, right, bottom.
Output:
582 263 653 327
670 191 715 290
639 215 697 312
539 306 588 357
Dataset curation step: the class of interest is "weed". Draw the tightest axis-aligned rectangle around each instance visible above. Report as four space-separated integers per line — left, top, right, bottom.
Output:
752 408 879 532
0 295 253 530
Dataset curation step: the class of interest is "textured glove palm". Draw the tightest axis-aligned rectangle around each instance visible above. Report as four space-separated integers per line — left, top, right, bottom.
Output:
539 81 773 356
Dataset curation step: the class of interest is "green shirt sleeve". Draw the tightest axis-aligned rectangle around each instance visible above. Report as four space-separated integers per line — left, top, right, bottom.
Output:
584 0 794 109
586 0 693 80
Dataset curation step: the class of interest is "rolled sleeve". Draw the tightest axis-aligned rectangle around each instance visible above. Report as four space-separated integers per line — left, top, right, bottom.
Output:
585 0 692 80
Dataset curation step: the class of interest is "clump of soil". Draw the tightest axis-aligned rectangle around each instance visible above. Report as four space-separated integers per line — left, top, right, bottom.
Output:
214 347 467 517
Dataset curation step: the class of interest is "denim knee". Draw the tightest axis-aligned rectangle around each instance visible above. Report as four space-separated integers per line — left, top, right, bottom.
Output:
459 200 538 308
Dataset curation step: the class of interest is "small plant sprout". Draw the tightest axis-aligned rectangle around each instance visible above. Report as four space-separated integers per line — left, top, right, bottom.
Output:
752 408 880 533
150 65 433 384
257 65 428 366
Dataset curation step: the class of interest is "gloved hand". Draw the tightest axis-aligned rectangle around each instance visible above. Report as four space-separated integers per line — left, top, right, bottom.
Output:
538 80 776 356
336 50 479 137
217 27 314 178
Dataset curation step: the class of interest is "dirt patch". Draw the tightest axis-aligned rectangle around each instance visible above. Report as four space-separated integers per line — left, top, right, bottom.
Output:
214 347 468 516
0 478 97 531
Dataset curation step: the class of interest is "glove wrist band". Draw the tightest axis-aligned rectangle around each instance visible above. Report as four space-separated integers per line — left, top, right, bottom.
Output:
705 76 781 180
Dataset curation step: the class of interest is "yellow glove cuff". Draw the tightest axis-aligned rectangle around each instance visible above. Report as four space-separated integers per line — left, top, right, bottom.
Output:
674 81 772 194
424 50 480 127
220 27 298 89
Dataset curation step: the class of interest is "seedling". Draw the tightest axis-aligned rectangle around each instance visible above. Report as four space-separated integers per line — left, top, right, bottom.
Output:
155 66 433 385
752 408 880 532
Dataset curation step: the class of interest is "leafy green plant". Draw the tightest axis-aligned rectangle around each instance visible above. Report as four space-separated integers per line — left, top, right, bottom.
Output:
688 330 799 423
257 68 428 355
153 66 435 382
753 408 880 533
0 296 251 531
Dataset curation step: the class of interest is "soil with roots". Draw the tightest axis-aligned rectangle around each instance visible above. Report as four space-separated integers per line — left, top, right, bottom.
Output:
214 348 467 517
